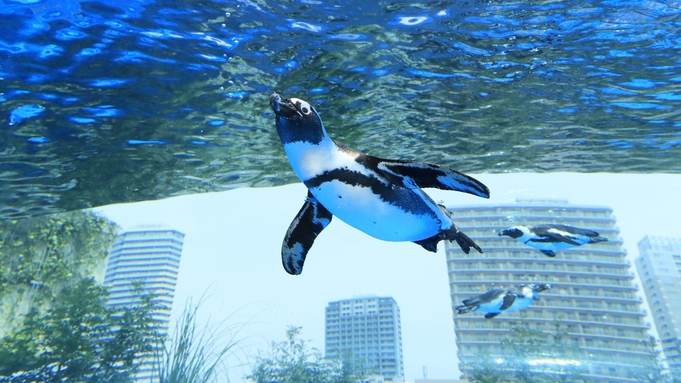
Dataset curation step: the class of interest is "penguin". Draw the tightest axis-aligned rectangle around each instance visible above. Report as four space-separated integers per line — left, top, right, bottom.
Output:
455 283 551 319
498 224 608 257
269 93 490 275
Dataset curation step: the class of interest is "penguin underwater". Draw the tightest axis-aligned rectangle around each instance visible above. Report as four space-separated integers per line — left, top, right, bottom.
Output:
499 224 608 257
269 93 490 275
455 283 551 319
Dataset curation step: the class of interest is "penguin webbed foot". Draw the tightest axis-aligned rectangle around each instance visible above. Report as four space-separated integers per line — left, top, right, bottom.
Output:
437 205 483 254
414 227 483 254
449 229 483 254
484 312 501 319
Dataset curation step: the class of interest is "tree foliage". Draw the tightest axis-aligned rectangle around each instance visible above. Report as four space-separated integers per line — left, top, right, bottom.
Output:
0 210 119 334
246 326 365 383
629 335 679 383
0 278 161 382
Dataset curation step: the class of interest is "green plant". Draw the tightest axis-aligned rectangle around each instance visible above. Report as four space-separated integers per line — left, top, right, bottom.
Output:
157 297 247 383
629 335 677 383
246 326 365 383
469 320 589 383
0 278 161 382
0 211 118 321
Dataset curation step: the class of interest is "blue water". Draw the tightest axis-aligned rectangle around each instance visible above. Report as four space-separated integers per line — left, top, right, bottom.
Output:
1 0 680 217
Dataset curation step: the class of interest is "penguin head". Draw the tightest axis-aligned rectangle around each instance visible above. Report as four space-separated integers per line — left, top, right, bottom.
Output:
498 226 529 239
523 283 551 295
270 93 327 145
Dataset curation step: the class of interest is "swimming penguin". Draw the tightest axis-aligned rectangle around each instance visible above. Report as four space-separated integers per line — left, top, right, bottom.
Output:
498 224 608 257
455 283 551 319
270 93 490 275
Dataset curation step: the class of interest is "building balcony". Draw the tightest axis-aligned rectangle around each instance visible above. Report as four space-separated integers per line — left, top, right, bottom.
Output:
449 279 638 291
448 267 634 280
448 254 630 268
453 312 649 329
539 292 643 304
447 245 627 257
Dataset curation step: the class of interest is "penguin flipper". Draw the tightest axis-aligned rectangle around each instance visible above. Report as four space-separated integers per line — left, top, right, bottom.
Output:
499 293 516 311
534 226 582 246
474 289 506 304
281 191 333 275
363 157 490 198
540 250 556 257
484 312 501 319
539 224 600 238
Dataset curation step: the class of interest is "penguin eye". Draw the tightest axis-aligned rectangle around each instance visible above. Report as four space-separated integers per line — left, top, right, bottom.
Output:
290 98 313 116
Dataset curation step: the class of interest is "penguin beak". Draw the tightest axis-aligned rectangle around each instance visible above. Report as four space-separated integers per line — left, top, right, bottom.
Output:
270 93 301 118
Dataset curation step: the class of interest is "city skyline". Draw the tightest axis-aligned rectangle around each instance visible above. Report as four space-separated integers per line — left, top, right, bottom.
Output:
635 236 681 370
103 228 185 382
325 295 405 381
94 173 681 382
445 199 651 381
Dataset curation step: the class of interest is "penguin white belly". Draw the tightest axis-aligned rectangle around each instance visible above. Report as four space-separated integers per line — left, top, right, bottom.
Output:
507 296 533 311
309 180 441 242
284 139 451 241
529 241 575 251
478 300 504 313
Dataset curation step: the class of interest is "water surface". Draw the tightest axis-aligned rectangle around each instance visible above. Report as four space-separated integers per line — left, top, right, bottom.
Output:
1 0 680 218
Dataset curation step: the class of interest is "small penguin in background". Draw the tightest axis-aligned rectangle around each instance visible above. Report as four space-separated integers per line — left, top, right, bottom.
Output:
269 93 490 275
498 224 608 257
456 283 552 319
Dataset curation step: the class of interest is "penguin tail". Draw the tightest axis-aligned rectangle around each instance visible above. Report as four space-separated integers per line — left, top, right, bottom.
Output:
590 237 608 244
413 236 440 253
455 304 474 315
461 298 478 306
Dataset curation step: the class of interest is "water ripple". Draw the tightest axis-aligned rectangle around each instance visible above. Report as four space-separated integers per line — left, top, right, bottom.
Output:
0 0 680 217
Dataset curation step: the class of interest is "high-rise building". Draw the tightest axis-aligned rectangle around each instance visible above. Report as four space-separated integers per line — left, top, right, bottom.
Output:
445 199 651 382
635 236 681 369
104 227 184 382
325 296 404 382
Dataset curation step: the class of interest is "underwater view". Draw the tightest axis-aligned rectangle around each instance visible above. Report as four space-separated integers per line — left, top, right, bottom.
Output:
1 0 681 382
